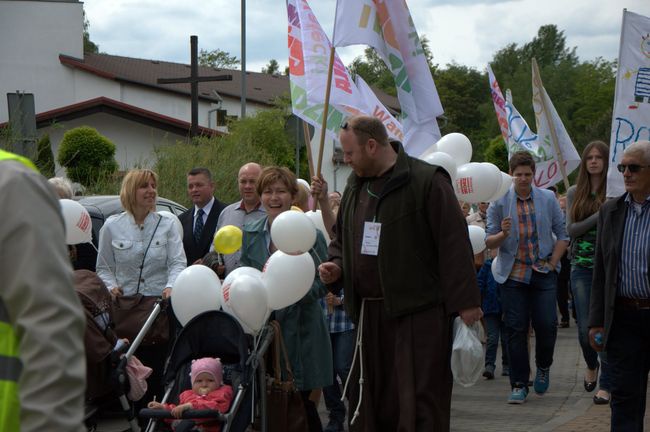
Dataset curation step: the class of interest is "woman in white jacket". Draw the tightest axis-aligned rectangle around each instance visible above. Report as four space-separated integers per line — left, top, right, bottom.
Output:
96 168 186 410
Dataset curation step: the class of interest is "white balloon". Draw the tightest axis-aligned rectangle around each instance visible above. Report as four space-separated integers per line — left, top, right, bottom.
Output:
487 172 513 202
467 225 487 255
436 133 472 165
158 210 183 239
304 210 330 245
221 267 263 316
491 255 499 279
417 142 438 160
297 178 310 192
262 251 315 310
227 274 269 335
424 152 457 181
455 162 501 203
171 265 222 326
60 199 92 245
270 210 317 255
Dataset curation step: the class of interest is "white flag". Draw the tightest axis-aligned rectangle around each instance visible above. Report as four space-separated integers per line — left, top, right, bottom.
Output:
531 58 580 187
333 0 442 155
287 0 406 143
354 75 404 142
607 10 650 197
487 65 509 143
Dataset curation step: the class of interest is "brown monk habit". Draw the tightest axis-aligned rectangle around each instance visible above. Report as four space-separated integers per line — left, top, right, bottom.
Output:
329 167 480 432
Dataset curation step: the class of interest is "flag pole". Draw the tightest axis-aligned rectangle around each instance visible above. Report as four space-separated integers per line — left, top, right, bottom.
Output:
532 58 570 190
303 120 315 179
316 46 336 177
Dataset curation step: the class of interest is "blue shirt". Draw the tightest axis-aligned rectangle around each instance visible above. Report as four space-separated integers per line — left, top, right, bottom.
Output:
486 186 568 284
617 194 650 299
319 297 355 333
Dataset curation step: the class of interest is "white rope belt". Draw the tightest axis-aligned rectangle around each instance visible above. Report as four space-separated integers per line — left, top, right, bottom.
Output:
341 297 384 426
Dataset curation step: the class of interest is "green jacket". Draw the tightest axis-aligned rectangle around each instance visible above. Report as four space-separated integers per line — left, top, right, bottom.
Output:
240 216 332 391
334 142 479 322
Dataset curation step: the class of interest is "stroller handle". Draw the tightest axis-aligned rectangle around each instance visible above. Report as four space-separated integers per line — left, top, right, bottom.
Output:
139 408 226 420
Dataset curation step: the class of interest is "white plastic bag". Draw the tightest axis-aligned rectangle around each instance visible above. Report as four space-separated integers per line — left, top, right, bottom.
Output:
450 316 485 387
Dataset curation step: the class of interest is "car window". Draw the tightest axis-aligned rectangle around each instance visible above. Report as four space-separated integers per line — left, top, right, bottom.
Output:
156 203 173 214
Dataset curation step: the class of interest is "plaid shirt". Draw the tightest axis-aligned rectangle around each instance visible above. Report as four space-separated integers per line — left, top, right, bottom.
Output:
509 194 545 283
319 296 355 333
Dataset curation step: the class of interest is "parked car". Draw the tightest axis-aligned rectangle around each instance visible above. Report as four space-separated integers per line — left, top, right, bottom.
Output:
73 195 187 271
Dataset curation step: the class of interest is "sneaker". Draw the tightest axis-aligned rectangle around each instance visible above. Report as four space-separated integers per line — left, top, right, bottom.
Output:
507 387 528 404
534 367 550 395
483 365 495 380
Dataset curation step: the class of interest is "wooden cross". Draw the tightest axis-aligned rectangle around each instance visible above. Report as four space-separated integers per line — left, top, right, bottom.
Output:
157 35 232 137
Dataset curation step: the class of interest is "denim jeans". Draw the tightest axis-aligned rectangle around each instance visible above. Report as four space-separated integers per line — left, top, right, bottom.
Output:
500 271 558 388
607 308 650 432
484 313 508 369
570 266 611 391
322 329 356 424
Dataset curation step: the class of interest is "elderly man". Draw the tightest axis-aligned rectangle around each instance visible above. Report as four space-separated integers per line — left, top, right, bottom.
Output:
318 115 481 432
589 140 650 431
179 168 226 265
215 162 265 276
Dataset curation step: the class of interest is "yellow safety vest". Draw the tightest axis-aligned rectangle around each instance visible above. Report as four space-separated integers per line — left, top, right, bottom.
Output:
0 149 38 431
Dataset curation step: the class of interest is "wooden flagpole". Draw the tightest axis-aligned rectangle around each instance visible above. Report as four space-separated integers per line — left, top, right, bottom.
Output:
303 120 315 179
316 46 336 177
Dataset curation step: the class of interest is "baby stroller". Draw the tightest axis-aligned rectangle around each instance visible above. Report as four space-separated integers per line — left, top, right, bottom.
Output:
74 269 168 432
139 310 275 432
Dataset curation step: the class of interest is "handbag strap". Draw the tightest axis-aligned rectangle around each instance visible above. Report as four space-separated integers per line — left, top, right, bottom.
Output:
135 214 162 294
270 320 295 383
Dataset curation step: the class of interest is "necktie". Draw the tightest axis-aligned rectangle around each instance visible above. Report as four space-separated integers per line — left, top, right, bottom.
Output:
194 208 204 243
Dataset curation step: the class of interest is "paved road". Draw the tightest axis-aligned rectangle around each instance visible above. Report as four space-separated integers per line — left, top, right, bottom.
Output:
96 324 648 431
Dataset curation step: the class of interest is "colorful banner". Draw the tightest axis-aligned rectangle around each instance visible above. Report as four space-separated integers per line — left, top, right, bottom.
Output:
287 0 402 143
531 58 580 188
333 0 442 156
488 68 578 188
354 75 404 142
607 10 650 197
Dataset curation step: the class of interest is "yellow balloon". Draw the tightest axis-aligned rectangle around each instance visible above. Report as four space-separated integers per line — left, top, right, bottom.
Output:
213 225 243 254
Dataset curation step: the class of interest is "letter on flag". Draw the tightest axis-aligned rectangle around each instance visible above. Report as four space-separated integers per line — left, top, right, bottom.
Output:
607 10 650 197
333 0 442 156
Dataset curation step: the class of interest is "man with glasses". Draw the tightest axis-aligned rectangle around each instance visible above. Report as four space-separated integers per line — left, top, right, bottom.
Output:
589 140 650 431
318 115 482 431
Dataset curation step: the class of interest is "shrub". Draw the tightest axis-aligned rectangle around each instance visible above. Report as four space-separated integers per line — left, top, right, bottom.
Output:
57 126 118 186
35 134 55 178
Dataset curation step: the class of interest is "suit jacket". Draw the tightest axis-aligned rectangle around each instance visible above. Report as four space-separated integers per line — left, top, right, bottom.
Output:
589 193 628 348
179 198 226 265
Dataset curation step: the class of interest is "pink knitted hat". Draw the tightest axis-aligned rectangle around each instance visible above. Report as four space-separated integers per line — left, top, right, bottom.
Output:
190 357 223 386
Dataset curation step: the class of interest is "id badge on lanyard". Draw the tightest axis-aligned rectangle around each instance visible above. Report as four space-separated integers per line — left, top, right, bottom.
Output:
361 221 381 256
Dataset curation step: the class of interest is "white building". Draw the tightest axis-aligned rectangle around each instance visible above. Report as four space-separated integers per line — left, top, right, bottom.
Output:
0 0 399 191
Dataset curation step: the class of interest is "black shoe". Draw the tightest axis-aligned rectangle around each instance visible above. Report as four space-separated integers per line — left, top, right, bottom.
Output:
559 320 570 328
593 394 610 405
501 365 509 376
584 365 599 392
483 365 495 380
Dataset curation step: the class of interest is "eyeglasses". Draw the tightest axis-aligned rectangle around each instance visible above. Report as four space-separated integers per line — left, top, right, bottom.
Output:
340 121 377 141
616 164 650 173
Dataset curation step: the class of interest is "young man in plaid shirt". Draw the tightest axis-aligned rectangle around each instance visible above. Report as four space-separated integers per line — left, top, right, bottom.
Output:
486 151 569 404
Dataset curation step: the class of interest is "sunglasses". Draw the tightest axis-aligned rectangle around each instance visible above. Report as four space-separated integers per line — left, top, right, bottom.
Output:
340 121 377 141
616 164 650 173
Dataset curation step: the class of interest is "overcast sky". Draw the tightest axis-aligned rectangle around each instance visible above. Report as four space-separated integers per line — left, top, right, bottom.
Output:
83 0 647 73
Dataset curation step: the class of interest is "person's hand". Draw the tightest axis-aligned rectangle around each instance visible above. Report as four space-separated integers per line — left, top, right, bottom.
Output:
589 327 605 352
501 217 512 237
459 307 483 326
192 258 203 265
162 287 172 299
311 175 328 200
318 262 342 284
325 292 343 306
546 261 557 272
110 287 123 297
147 401 164 409
171 403 191 419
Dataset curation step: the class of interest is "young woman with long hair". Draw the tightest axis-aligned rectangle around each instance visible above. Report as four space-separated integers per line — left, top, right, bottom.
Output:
566 140 611 404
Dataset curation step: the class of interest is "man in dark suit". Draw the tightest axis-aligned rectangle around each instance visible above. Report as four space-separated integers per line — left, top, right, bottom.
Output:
179 168 226 265
589 140 650 431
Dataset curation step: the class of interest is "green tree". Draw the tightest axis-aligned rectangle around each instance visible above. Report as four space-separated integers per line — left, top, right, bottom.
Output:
83 10 99 53
57 127 117 187
262 59 280 75
35 134 55 178
483 135 509 172
198 49 240 69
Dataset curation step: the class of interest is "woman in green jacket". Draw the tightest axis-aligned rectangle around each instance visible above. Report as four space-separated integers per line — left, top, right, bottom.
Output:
240 166 332 432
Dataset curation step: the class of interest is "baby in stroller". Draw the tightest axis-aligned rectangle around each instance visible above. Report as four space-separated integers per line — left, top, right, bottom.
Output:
147 357 234 432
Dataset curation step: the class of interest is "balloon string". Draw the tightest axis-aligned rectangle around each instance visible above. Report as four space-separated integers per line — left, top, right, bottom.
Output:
310 246 326 266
